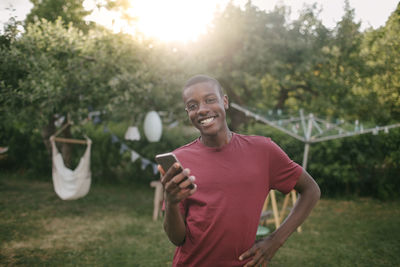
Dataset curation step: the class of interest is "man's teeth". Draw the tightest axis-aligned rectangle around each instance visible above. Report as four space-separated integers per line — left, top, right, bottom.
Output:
200 117 214 125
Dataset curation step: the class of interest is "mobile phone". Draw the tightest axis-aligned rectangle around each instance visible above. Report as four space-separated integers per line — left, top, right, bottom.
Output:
155 152 181 174
155 152 194 189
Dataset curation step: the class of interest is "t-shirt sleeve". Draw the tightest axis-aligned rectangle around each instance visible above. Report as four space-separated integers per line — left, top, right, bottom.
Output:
268 140 303 194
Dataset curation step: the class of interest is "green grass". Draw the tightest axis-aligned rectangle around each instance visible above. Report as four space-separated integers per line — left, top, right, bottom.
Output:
1 173 399 266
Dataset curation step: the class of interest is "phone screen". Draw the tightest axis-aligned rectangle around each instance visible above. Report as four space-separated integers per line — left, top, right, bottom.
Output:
155 153 181 174
155 153 194 189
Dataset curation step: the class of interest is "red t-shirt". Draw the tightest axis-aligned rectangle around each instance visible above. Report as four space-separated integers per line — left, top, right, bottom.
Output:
172 133 302 267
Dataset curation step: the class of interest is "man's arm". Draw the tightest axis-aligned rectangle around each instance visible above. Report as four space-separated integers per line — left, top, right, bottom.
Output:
239 169 320 266
163 200 187 246
160 163 197 246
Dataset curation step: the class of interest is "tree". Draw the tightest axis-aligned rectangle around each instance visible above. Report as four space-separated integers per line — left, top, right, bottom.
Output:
355 3 400 123
192 1 331 129
314 0 364 119
0 19 170 168
25 0 92 31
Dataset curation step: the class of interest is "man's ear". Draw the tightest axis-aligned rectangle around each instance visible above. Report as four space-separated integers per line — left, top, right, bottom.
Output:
223 95 229 110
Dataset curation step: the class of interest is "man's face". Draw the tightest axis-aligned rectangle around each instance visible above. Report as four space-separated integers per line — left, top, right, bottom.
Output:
183 81 228 136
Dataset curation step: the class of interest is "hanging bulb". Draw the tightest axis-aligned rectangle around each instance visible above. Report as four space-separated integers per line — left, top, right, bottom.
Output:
125 126 141 141
144 111 162 142
384 127 389 134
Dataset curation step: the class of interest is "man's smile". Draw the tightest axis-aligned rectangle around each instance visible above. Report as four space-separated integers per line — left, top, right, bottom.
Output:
199 116 216 126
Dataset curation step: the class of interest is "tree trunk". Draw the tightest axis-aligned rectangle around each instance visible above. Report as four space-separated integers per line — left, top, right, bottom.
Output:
61 124 73 169
227 108 248 132
41 116 56 157
42 118 73 168
222 81 250 131
275 87 288 110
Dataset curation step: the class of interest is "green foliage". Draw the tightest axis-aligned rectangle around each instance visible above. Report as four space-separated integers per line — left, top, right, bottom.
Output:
25 0 93 31
2 19 96 128
194 3 332 115
354 3 400 123
0 125 51 176
1 17 176 129
1 18 186 178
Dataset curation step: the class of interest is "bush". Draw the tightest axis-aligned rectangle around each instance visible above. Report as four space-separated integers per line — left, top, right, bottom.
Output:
0 125 51 178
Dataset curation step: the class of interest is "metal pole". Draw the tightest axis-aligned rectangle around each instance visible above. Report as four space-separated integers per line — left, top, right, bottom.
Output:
294 114 313 233
303 114 313 170
302 143 310 170
230 103 305 142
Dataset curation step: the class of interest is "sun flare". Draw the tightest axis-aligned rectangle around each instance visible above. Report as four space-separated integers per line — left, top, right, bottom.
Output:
131 0 224 42
86 0 229 42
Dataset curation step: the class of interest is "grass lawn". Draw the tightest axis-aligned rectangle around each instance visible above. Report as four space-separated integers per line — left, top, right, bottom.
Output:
1 172 399 266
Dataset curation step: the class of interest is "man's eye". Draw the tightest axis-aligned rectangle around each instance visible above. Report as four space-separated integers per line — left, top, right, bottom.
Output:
205 98 217 104
187 103 198 111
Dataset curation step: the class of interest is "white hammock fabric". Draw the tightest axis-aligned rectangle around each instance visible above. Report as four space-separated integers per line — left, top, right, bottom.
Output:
51 138 92 200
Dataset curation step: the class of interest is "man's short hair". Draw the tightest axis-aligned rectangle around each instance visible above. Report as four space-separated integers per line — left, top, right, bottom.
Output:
183 74 224 96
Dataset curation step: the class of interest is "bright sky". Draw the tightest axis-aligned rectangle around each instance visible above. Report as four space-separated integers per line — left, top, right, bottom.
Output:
0 0 398 42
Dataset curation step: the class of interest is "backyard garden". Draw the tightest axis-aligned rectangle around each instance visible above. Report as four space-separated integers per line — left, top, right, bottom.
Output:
1 0 400 266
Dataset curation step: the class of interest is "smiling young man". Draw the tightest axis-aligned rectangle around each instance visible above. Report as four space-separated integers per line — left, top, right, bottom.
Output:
159 75 320 267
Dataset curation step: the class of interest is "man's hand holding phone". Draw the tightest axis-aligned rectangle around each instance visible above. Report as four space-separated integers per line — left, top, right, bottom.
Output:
156 154 197 205
156 154 196 246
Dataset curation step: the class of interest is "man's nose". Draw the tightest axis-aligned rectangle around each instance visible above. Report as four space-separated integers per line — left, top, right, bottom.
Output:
197 102 209 114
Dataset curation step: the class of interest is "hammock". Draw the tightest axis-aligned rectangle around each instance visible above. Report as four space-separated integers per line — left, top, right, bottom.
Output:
50 135 92 200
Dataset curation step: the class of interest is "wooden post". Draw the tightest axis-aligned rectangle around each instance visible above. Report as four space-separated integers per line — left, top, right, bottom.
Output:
270 190 280 229
279 193 290 222
150 180 164 221
262 194 270 212
53 137 88 145
261 190 280 229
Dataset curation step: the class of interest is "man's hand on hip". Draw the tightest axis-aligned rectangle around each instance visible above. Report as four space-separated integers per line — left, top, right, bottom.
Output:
239 233 283 267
